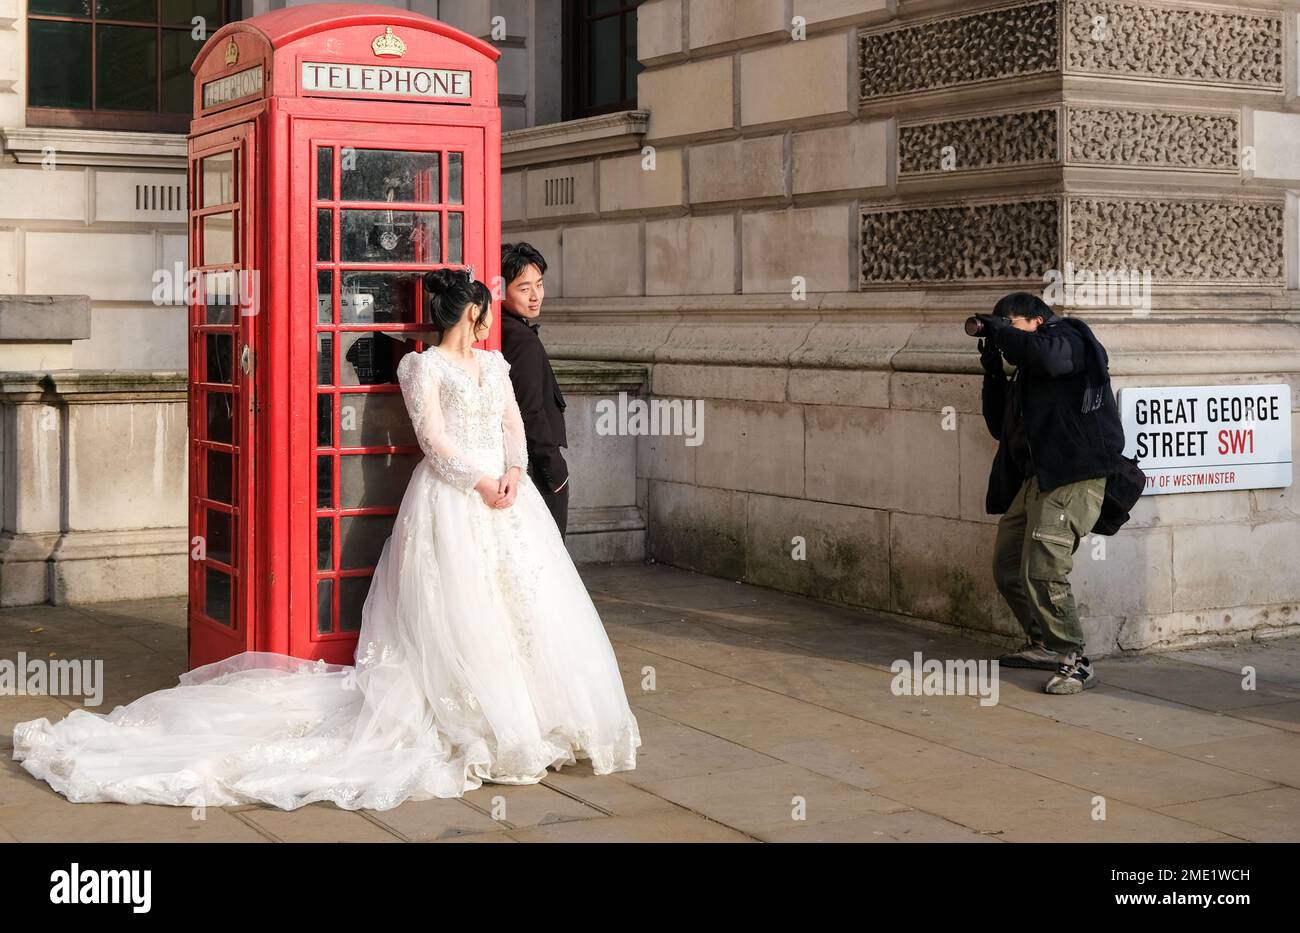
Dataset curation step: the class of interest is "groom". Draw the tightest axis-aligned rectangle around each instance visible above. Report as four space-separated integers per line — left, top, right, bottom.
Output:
499 242 570 538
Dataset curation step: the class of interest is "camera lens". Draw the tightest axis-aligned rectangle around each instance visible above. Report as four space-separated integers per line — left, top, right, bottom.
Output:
964 316 983 337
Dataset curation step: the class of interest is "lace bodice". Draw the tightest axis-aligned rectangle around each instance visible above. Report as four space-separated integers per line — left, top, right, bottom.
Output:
396 347 528 490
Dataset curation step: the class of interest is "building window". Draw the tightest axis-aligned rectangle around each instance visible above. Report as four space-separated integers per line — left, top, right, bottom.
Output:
562 0 642 120
27 0 231 132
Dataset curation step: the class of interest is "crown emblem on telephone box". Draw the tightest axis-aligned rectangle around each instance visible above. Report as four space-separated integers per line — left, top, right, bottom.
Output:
371 27 406 57
224 38 239 66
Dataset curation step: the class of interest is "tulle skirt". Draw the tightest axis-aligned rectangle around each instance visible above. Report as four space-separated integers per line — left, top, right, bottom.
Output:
11 456 641 811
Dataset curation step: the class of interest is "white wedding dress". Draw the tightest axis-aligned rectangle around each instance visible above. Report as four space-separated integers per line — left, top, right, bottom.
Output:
12 346 640 811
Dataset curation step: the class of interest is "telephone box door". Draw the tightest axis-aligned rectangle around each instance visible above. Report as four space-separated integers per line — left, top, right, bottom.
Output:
291 117 486 661
188 123 259 666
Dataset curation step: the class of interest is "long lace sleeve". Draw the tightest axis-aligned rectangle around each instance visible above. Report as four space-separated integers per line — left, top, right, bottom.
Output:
496 352 528 473
397 351 485 492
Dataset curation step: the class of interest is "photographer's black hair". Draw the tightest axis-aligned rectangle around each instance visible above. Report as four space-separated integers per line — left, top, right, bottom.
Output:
423 268 491 333
501 242 548 287
993 291 1052 322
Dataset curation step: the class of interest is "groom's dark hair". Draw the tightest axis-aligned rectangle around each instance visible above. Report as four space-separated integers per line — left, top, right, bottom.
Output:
501 242 548 287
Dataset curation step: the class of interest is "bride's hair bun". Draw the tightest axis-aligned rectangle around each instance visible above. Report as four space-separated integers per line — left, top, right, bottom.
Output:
423 268 464 296
423 268 491 333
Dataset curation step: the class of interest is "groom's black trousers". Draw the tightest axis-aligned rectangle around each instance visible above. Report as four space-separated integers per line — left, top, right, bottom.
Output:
532 469 569 539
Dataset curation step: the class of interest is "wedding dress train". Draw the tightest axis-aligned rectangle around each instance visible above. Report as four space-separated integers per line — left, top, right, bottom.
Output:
12 346 640 811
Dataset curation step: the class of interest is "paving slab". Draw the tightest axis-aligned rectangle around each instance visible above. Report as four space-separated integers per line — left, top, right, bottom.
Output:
504 809 754 842
0 798 271 843
614 642 744 695
1001 683 1282 750
459 781 608 830
1100 655 1300 711
874 765 1228 843
1171 733 1300 788
363 797 509 842
1168 641 1300 688
1157 787 1300 843
635 762 908 835
539 771 684 817
236 802 404 842
1231 700 1300 734
757 809 1001 843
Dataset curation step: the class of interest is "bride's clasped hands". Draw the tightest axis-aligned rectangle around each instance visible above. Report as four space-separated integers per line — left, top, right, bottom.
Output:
478 466 520 510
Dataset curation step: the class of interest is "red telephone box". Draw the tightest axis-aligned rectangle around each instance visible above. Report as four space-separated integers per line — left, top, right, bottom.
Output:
186 5 501 669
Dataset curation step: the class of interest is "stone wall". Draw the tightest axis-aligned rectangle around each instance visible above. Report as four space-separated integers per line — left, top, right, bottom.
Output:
0 371 188 606
503 0 1300 654
0 363 644 606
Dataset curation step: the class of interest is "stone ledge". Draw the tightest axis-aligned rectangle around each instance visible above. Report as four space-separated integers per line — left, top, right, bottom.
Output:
0 295 91 341
552 360 648 393
0 531 61 563
568 504 645 535
49 527 188 562
0 126 187 169
540 291 1300 315
0 370 187 400
502 110 648 168
566 528 647 565
0 366 640 397
0 527 188 607
539 307 1300 377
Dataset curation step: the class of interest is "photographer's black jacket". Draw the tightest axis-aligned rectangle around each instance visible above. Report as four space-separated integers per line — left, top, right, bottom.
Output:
981 314 1124 514
500 310 568 491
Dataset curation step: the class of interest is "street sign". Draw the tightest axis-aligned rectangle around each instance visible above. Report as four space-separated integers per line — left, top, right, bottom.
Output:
1119 384 1293 494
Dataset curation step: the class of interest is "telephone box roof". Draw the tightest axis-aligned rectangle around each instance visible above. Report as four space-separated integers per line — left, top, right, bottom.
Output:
193 3 500 76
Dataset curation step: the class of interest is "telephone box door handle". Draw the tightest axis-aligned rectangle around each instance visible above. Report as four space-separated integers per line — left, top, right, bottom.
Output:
240 344 253 376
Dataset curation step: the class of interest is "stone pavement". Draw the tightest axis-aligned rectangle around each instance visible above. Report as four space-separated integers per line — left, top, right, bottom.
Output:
1 560 1298 843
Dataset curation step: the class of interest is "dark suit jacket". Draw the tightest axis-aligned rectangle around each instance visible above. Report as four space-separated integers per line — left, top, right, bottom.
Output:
500 310 568 491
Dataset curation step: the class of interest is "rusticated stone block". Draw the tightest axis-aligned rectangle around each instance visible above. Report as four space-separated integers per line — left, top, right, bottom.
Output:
1064 0 1283 89
860 0 1285 104
859 1 1060 100
859 195 1286 286
899 108 1059 175
859 198 1061 285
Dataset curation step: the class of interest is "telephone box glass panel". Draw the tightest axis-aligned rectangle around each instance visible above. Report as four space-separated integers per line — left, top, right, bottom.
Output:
340 210 439 264
202 152 234 207
340 148 439 203
204 270 237 324
202 211 236 264
339 272 421 324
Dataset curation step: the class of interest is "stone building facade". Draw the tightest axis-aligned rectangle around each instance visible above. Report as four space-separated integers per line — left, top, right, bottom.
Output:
505 0 1300 654
2 0 1299 656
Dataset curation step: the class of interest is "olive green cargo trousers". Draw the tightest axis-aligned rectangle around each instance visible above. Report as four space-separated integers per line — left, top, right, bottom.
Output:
992 475 1106 657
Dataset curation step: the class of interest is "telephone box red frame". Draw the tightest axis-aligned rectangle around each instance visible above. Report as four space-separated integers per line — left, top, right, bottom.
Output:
186 4 501 669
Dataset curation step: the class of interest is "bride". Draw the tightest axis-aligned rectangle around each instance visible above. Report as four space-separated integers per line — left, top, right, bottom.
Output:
11 269 641 811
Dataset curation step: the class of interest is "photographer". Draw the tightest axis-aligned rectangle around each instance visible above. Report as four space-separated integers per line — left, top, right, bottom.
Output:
974 293 1124 694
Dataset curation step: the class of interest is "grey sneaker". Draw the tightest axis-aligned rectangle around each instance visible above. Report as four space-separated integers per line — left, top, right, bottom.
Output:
1044 654 1096 694
998 640 1062 671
